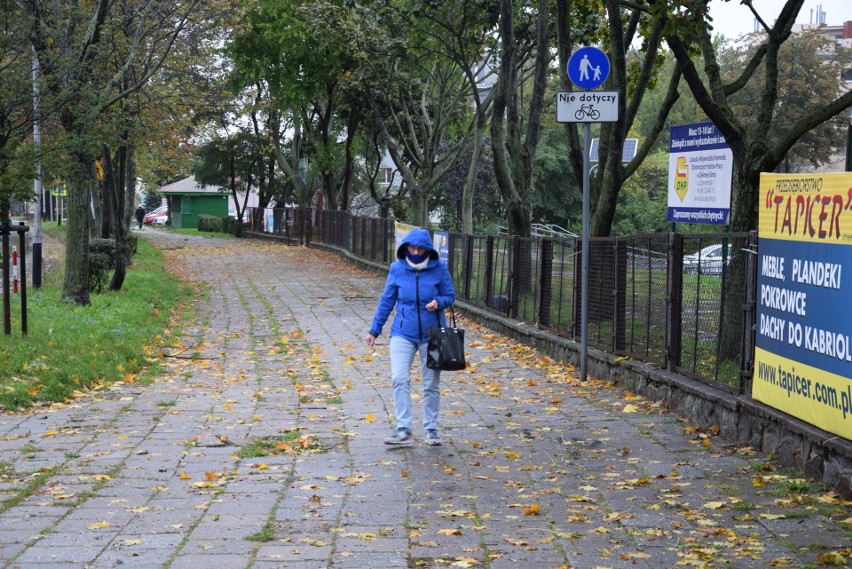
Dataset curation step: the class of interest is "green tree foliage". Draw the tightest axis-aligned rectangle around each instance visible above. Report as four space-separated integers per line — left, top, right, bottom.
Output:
227 0 362 212
611 150 669 235
27 0 205 304
354 0 484 226
490 0 550 238
431 137 501 232
531 126 581 234
0 1 37 219
718 28 850 173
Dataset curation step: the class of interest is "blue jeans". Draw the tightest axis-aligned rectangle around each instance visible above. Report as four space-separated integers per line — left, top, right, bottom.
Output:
389 335 440 433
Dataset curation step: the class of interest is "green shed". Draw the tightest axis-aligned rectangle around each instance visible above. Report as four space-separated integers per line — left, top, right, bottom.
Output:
158 176 228 229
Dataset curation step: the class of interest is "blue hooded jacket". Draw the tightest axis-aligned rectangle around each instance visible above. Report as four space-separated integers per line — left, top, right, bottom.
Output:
369 227 456 344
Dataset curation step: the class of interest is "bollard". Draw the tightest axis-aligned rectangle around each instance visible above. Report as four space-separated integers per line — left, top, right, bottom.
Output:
1 222 29 335
11 246 18 294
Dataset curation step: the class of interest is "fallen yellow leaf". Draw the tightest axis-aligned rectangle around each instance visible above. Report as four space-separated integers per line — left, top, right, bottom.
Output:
523 503 540 516
88 521 111 529
438 528 463 535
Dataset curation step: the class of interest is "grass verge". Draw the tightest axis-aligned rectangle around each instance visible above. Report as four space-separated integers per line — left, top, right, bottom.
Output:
0 224 189 410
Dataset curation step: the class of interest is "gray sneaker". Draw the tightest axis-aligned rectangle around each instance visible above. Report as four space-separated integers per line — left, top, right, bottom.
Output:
425 429 442 446
384 429 413 447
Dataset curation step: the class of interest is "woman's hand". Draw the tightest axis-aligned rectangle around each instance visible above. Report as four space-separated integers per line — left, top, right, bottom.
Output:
425 300 438 312
365 334 376 347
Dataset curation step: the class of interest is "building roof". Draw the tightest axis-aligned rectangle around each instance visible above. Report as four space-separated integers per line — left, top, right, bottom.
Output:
159 176 224 195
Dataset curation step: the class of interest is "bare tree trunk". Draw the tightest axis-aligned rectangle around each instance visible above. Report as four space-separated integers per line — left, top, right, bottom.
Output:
461 125 483 234
109 143 135 292
63 153 92 305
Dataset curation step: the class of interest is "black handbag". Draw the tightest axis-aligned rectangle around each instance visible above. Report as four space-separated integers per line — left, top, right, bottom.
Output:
426 306 466 371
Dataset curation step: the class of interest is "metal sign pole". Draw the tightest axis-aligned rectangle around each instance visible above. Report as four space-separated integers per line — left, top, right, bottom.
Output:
581 122 591 381
559 45 616 383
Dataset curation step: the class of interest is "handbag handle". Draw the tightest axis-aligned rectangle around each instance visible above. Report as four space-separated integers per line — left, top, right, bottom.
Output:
434 304 456 328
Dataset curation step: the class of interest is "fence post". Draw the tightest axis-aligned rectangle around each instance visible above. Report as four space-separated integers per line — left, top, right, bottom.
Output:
383 219 390 263
370 219 378 263
360 218 367 258
485 236 494 310
464 235 473 301
539 238 553 327
2 223 10 335
446 233 455 278
667 233 684 371
740 231 758 394
305 209 313 246
18 224 27 335
509 237 521 319
613 239 627 352
572 236 581 339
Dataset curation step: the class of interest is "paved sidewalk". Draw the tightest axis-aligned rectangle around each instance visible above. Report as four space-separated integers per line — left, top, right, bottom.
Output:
0 231 849 569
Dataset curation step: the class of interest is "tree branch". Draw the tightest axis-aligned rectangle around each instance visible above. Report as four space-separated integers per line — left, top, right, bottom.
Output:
764 89 852 171
624 63 681 181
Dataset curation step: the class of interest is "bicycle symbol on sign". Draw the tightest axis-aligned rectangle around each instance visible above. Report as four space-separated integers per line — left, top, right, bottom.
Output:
574 104 600 121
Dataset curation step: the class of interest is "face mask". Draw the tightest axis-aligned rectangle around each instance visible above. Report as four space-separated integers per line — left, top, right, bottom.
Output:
406 251 429 264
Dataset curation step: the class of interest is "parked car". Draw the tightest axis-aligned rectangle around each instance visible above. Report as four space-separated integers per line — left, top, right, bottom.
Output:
143 205 168 225
228 208 250 225
683 243 732 275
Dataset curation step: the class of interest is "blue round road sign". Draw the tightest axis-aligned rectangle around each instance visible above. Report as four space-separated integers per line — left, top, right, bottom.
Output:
567 47 610 90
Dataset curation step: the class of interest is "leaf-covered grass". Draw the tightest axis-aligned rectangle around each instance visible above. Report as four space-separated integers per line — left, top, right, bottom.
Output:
0 227 188 410
245 523 276 542
238 430 323 458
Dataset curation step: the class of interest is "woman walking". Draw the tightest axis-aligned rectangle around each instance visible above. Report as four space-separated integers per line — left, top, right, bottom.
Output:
365 227 456 447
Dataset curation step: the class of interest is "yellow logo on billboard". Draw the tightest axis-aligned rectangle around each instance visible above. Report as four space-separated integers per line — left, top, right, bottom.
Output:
675 156 688 201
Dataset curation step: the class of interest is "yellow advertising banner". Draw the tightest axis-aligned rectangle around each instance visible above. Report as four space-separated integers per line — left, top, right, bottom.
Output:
759 172 852 244
754 172 852 440
754 348 852 436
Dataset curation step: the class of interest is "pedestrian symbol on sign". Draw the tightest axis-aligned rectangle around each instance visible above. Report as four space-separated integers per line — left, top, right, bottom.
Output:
568 47 610 90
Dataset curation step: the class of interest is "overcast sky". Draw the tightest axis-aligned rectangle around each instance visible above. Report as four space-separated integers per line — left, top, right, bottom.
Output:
708 0 851 39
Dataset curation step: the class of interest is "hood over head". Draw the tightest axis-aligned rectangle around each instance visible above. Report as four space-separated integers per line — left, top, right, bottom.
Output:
396 227 439 261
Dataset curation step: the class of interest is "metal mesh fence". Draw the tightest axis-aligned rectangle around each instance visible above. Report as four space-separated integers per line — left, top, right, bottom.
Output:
675 232 754 389
621 234 669 366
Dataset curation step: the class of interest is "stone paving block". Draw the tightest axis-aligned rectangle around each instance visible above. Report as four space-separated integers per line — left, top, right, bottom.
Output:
254 542 332 561
0 531 36 560
190 513 269 540
169 553 254 569
87 550 172 569
332 551 409 568
252 561 327 569
13 543 104 565
179 537 256 556
1 563 91 569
